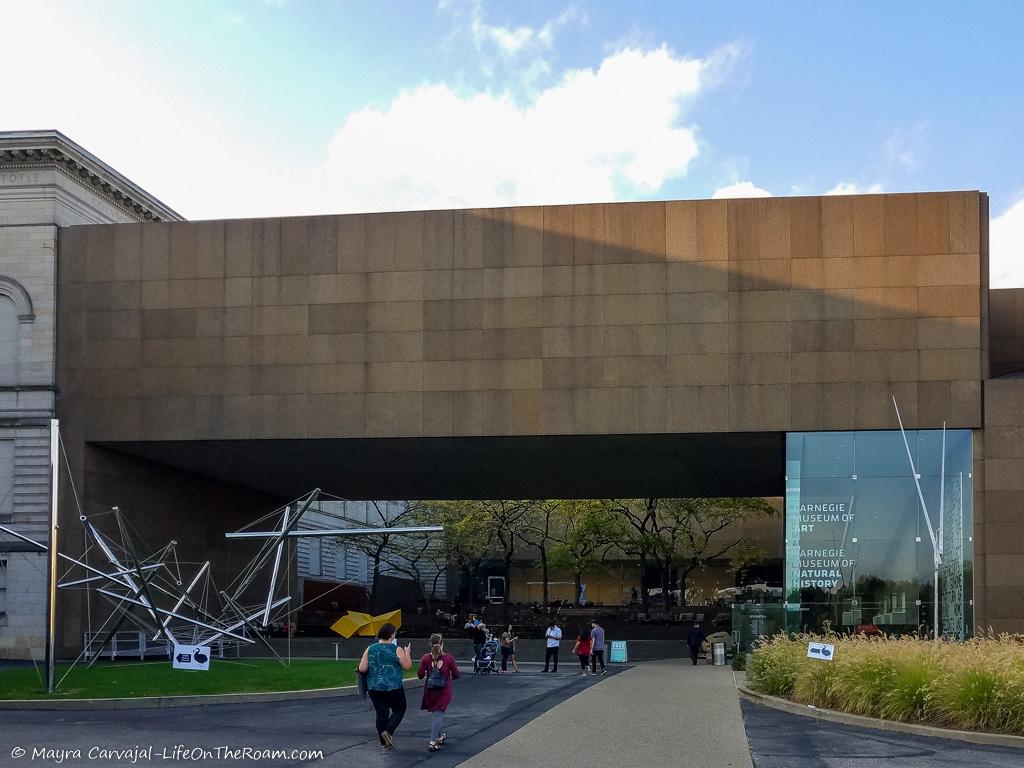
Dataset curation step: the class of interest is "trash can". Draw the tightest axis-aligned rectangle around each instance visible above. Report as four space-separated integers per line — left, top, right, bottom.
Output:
712 642 727 666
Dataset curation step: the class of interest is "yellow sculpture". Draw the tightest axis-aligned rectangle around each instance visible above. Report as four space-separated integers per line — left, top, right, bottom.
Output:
330 610 402 638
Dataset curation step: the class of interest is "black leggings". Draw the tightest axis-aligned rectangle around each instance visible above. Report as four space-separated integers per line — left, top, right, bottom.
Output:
591 649 605 672
368 688 407 741
578 653 589 671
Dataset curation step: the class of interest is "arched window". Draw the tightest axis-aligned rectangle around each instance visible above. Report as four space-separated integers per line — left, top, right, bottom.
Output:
0 276 34 388
0 295 18 386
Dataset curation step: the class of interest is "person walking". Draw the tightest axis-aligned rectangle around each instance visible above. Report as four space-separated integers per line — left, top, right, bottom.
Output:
358 623 413 751
499 624 519 673
686 621 707 666
470 621 488 664
541 620 561 672
417 633 460 752
589 619 607 675
571 626 592 675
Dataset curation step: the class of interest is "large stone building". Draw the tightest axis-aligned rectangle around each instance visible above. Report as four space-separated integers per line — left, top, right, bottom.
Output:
0 131 181 658
2 130 1023 657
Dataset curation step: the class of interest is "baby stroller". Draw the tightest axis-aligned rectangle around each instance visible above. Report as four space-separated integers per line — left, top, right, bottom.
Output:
474 638 499 675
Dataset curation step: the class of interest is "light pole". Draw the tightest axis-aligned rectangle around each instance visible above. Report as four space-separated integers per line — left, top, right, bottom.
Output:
892 398 945 641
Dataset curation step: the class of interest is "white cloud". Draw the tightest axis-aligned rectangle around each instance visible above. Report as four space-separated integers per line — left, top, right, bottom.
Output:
824 181 884 195
883 124 927 175
991 198 1024 288
321 45 717 212
711 181 771 199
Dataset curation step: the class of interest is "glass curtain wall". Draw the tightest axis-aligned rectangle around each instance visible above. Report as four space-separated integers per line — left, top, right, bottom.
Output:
785 430 973 639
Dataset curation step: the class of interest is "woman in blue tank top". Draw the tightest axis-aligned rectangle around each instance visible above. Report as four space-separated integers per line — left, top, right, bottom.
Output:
358 623 413 751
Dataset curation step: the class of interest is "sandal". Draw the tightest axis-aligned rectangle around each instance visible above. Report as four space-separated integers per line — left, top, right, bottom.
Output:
437 732 447 745
428 741 440 752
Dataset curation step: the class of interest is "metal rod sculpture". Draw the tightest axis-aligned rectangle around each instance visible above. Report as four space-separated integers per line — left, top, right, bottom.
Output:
0 487 444 690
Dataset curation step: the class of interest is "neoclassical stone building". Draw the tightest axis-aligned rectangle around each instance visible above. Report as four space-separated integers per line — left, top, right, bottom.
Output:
0 131 180 658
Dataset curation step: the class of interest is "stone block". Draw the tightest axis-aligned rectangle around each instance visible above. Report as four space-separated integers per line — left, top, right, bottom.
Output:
605 201 665 264
950 191 981 255
604 356 665 387
918 349 981 381
666 354 728 385
852 350 918 381
666 323 728 355
603 325 665 356
728 383 790 430
512 206 544 268
915 192 950 256
791 320 853 352
791 351 853 383
666 292 728 324
542 326 604 358
918 285 981 318
852 195 884 257
366 213 397 271
573 204 606 265
821 196 854 259
730 352 791 385
789 196 822 260
853 318 918 350
423 210 454 270
542 205 574 266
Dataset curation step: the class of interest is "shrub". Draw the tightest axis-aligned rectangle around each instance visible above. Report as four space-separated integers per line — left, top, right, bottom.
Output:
747 632 1024 735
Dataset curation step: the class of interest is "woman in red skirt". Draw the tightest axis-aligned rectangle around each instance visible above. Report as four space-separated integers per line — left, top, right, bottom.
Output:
417 632 461 752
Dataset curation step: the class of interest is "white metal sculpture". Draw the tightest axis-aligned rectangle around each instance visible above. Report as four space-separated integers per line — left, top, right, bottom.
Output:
0 485 443 692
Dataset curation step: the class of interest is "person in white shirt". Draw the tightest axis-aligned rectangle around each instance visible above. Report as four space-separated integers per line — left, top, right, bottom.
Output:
541 621 562 672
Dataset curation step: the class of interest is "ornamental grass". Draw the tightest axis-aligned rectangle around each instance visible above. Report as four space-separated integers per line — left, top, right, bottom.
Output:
747 632 1024 735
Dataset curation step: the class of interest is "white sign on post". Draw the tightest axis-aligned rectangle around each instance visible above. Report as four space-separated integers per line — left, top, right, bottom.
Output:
806 641 835 661
172 644 212 671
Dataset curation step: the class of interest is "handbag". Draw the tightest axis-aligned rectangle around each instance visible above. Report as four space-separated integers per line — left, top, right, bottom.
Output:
426 658 448 690
356 669 368 700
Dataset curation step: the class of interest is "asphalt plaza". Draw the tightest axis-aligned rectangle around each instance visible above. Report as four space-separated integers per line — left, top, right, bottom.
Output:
0 668 617 768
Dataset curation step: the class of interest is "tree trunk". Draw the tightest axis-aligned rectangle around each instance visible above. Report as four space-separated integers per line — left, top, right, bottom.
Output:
540 548 549 605
573 572 583 607
503 554 513 619
369 554 382 612
639 553 649 611
660 566 671 615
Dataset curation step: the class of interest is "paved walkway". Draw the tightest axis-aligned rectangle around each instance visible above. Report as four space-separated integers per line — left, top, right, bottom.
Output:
741 699 1023 767
458 662 752 768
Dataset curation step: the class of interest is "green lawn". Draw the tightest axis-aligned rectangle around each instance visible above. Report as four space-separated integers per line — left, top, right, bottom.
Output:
0 659 380 700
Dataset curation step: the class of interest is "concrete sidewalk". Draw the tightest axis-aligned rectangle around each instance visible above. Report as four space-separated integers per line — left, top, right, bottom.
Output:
457 662 752 768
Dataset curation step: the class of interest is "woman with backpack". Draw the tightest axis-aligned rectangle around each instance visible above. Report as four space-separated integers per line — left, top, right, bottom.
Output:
417 633 461 752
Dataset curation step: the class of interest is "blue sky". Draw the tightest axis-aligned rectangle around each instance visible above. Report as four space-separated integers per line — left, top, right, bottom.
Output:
2 0 1022 284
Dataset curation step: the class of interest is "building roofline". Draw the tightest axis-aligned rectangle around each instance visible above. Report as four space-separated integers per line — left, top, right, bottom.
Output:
0 129 184 222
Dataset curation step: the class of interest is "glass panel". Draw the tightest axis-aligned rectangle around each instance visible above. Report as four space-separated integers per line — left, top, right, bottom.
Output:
785 429 973 638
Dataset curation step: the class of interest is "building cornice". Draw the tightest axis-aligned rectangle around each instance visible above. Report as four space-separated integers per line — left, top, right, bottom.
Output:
0 130 184 222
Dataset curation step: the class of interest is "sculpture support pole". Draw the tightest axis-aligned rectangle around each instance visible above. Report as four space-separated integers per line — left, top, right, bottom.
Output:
45 419 60 693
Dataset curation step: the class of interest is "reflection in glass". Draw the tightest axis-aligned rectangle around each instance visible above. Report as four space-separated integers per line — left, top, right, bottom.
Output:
785 430 973 639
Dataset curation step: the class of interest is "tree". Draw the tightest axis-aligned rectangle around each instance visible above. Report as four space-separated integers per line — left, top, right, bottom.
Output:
657 497 775 603
423 500 492 605
516 500 560 604
606 498 659 610
344 501 423 612
607 497 775 611
549 500 623 606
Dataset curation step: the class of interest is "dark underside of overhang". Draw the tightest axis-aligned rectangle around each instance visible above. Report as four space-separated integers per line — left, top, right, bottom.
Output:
94 432 786 501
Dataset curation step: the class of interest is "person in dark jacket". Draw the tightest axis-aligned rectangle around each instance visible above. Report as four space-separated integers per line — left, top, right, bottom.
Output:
686 622 707 665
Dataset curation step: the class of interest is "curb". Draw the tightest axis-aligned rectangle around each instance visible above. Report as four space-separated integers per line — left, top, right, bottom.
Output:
735 683 1024 750
0 677 422 711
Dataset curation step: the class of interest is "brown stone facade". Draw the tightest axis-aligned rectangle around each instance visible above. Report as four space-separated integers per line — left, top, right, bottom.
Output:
57 192 987 442
52 190 1024 635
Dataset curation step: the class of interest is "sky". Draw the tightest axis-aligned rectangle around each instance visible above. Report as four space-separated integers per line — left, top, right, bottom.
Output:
1 0 1022 286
